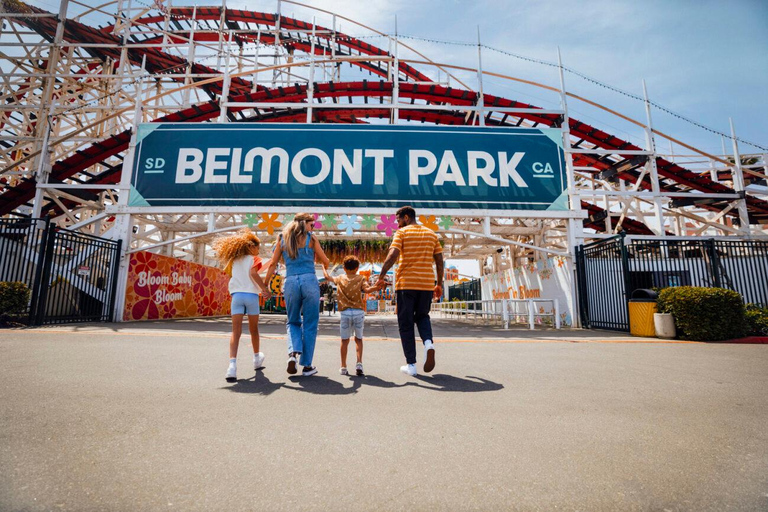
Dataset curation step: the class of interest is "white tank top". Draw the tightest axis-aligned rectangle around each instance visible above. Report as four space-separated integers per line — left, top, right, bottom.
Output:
228 255 262 295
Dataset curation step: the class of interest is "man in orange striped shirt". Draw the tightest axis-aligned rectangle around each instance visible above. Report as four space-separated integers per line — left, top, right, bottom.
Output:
376 206 444 376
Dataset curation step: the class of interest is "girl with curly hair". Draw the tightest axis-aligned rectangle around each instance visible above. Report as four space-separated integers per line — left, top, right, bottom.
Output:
213 229 272 382
264 213 330 376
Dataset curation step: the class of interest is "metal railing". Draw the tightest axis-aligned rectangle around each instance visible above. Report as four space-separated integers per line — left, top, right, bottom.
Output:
434 299 561 330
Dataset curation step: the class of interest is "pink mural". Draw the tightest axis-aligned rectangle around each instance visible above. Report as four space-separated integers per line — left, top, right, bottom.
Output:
123 251 230 321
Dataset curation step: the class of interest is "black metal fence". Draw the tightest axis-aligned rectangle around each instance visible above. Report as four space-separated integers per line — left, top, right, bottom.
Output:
576 234 768 331
449 278 482 303
0 217 47 319
0 218 122 325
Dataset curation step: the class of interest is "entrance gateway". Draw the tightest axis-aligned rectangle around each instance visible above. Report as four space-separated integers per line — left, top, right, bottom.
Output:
3 1 766 328
107 122 585 325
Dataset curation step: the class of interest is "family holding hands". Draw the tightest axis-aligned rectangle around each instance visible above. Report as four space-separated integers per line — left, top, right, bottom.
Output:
214 206 444 383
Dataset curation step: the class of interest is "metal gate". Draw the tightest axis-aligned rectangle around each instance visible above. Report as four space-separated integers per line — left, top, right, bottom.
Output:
0 218 122 325
449 278 482 302
576 234 768 331
575 236 629 331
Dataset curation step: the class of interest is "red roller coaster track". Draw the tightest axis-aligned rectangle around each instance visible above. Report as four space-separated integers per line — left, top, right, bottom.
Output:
3 2 766 235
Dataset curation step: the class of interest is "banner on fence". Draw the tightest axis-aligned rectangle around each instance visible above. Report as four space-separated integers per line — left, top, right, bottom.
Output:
129 124 567 212
123 251 231 321
481 256 573 327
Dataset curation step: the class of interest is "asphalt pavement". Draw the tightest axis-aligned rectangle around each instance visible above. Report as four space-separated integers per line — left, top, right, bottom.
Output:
1 314 767 511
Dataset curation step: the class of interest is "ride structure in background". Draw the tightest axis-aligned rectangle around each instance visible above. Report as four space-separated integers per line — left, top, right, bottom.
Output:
1 0 766 325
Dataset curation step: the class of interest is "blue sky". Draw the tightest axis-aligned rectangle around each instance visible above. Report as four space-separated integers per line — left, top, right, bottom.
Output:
249 0 768 155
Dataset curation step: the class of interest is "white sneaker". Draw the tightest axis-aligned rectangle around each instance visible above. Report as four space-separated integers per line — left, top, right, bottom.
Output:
423 340 435 373
400 364 417 376
287 356 297 374
355 362 364 376
340 367 349 376
253 352 265 370
225 363 237 382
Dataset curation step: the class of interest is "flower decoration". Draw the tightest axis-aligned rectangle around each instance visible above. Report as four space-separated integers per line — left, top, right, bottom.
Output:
437 216 454 231
269 274 283 295
419 215 439 231
243 213 259 228
162 301 178 319
337 215 361 236
321 214 337 228
377 214 398 236
258 213 282 235
360 214 378 230
131 250 159 276
192 267 211 296
312 213 323 229
200 290 220 317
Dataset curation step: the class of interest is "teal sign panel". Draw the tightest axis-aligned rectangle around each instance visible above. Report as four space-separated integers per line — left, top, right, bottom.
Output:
130 124 567 211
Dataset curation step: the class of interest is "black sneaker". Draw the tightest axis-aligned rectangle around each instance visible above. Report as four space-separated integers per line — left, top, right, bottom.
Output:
302 366 318 376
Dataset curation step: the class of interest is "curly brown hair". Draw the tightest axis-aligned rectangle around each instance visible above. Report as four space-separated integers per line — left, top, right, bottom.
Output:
212 229 260 272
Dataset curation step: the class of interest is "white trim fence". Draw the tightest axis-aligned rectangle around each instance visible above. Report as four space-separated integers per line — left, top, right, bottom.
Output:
433 299 561 330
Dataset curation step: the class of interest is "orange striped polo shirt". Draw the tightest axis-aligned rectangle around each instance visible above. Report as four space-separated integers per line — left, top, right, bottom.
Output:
390 224 442 291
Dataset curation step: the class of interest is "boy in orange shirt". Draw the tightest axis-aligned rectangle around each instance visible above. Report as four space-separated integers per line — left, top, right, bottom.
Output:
322 256 381 376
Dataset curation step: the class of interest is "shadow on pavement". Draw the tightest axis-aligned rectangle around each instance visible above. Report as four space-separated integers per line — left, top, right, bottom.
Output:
220 372 502 395
284 375 363 395
352 374 405 389
283 374 405 394
411 374 504 393
220 370 285 396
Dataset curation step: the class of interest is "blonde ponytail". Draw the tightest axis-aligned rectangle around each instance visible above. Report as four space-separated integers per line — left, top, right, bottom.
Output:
281 212 315 259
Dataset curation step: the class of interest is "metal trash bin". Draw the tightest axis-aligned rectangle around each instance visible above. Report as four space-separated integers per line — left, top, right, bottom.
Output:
629 289 658 337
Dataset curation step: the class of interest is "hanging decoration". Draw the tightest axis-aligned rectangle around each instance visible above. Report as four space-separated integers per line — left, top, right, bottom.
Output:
377 214 398 236
312 213 323 229
437 216 454 231
360 214 378 230
321 214 338 228
319 239 393 264
419 215 439 231
258 213 282 235
243 213 259 228
337 215 361 235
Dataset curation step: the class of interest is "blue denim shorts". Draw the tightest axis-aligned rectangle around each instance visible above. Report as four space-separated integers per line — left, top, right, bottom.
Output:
231 292 260 316
340 308 365 339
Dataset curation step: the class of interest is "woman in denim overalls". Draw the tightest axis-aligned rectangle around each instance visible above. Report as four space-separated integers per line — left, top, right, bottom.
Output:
265 213 330 376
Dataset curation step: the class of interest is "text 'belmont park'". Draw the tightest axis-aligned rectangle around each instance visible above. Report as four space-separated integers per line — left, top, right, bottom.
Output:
156 148 557 187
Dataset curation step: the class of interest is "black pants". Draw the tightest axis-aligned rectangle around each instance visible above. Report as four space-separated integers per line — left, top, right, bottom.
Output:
396 290 434 364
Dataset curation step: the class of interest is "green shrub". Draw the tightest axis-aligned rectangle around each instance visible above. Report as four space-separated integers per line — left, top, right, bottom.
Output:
656 286 746 341
745 304 768 336
0 281 30 321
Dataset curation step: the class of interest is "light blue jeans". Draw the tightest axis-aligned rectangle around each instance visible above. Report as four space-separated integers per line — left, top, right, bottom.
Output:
283 273 320 367
340 308 365 339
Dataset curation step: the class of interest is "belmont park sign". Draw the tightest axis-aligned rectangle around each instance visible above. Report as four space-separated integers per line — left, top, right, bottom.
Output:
129 124 567 211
